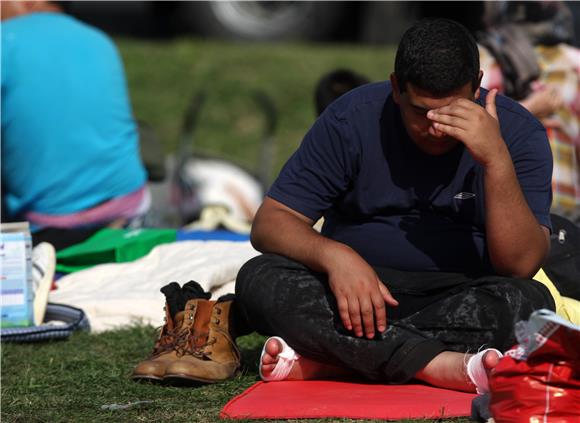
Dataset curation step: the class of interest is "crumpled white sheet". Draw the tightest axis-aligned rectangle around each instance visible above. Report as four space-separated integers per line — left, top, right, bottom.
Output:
49 241 260 333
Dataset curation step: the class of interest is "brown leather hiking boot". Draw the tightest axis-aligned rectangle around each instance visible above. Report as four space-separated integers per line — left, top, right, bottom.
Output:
131 300 198 381
164 300 241 384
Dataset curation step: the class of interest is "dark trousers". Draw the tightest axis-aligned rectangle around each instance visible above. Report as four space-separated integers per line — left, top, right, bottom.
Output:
234 254 555 384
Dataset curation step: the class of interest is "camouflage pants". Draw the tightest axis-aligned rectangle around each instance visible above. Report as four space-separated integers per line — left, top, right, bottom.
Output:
235 254 555 383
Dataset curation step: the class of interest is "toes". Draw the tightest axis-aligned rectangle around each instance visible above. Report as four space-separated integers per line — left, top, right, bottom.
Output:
261 363 276 373
261 338 283 367
265 338 282 356
261 352 277 365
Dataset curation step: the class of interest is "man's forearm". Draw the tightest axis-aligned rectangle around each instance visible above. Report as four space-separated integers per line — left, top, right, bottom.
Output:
483 156 549 278
251 204 350 274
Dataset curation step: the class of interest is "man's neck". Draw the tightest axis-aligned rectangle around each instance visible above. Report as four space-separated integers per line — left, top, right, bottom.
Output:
31 2 63 14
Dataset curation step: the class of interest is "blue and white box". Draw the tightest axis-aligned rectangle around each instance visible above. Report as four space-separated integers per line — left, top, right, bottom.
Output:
1 222 33 328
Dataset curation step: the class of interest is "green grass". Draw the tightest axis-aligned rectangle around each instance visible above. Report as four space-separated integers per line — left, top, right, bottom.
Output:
1 327 470 423
1 327 261 422
118 37 395 181
2 38 472 422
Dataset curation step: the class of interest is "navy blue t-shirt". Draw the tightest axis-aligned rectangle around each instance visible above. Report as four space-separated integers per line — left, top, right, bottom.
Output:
268 82 553 273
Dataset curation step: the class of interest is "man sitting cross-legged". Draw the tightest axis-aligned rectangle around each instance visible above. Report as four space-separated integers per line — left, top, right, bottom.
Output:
234 18 555 394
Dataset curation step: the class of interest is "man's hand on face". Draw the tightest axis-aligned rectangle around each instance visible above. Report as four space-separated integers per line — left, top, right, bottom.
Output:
426 89 508 167
326 248 398 339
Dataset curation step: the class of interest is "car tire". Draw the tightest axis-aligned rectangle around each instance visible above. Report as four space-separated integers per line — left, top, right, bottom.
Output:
179 1 348 41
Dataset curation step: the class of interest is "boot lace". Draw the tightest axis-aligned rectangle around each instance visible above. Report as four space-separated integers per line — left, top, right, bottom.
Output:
174 324 212 358
173 326 240 361
150 326 180 357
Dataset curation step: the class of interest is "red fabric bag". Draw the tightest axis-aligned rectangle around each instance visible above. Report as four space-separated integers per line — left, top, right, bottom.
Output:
489 309 580 422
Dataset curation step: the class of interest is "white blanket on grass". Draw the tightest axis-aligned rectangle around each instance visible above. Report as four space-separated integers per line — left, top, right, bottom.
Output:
49 241 260 333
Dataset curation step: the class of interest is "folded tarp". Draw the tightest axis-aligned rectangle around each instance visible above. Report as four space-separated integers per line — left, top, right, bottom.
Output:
220 380 476 420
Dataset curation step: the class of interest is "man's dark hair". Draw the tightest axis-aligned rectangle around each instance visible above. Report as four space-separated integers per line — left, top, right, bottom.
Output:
394 18 480 95
315 69 370 116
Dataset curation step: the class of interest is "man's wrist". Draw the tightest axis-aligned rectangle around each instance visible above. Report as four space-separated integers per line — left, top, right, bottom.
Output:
316 240 353 274
480 140 512 172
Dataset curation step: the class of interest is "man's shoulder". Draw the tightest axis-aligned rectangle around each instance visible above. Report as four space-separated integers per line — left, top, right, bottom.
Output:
54 14 116 48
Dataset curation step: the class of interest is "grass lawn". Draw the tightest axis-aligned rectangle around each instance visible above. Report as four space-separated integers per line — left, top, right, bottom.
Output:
1 327 471 423
2 37 472 422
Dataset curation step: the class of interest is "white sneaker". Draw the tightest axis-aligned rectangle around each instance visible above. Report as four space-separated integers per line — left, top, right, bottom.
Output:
31 242 56 326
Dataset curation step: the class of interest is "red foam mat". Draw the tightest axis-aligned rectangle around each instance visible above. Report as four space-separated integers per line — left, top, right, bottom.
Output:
221 381 476 420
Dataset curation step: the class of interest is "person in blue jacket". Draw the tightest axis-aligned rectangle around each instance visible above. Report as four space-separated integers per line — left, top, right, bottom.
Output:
1 1 148 248
235 18 555 393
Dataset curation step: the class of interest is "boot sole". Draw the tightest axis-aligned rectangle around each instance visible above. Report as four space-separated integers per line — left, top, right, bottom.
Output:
132 375 164 383
163 371 239 386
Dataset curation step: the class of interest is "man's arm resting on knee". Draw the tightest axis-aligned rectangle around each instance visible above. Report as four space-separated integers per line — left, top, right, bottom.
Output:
251 197 398 338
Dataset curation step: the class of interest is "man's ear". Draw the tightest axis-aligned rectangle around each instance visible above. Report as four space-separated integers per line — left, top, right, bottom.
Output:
474 70 484 100
390 73 401 104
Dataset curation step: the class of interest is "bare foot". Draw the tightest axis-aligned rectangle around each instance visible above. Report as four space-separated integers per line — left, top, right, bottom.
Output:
414 349 501 393
260 338 352 381
477 349 501 390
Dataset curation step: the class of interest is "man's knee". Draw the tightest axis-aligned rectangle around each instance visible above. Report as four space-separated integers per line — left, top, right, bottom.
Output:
481 276 556 317
507 278 555 311
235 254 297 315
235 253 316 336
236 253 290 296
460 277 556 351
